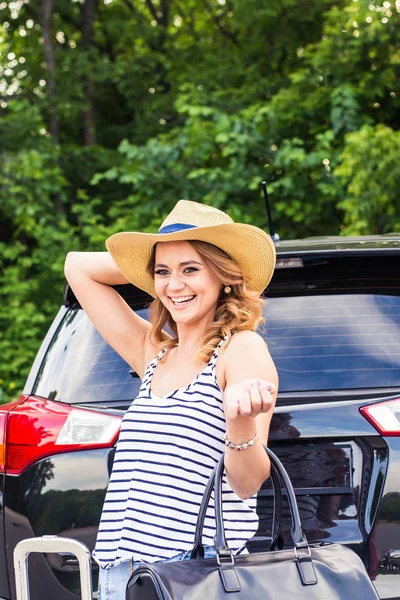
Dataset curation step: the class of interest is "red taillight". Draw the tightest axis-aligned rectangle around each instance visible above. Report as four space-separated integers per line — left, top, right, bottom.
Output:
360 398 400 436
0 413 6 471
0 396 28 472
1 395 121 475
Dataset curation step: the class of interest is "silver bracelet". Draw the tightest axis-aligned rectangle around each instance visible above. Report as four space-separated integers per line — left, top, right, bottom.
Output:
223 429 258 451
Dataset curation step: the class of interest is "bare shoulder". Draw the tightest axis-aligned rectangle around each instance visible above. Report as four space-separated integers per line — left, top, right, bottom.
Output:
221 330 278 388
224 330 269 359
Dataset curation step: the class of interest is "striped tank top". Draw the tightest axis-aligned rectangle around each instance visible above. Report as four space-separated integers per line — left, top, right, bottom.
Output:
93 336 259 568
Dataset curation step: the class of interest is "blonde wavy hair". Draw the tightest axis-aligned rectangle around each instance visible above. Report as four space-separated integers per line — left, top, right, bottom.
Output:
146 240 264 363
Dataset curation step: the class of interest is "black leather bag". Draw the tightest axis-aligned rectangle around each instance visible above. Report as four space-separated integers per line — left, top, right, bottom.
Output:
126 447 379 599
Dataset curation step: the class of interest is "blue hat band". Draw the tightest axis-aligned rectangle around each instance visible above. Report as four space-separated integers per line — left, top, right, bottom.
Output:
158 223 198 234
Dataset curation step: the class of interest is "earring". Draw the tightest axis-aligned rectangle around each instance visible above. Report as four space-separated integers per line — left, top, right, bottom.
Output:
224 286 232 294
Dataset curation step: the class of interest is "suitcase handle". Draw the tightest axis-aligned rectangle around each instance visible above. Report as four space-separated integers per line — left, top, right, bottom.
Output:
13 535 93 600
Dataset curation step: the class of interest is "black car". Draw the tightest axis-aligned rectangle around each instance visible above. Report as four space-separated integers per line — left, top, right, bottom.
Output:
1 235 400 600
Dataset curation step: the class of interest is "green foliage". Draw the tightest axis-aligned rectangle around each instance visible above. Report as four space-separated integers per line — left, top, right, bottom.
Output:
0 132 69 403
0 0 399 402
335 124 400 234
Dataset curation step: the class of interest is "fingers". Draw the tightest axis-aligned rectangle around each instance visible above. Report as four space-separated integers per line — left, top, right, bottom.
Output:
256 379 276 396
226 379 275 419
226 388 255 419
241 385 261 416
255 379 275 410
227 396 241 420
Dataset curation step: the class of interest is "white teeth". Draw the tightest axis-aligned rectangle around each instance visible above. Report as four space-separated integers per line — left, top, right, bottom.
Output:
171 295 195 304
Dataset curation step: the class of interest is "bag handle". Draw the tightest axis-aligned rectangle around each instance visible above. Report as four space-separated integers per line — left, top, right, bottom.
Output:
192 448 317 590
190 460 283 559
192 446 307 558
269 462 284 551
213 446 308 559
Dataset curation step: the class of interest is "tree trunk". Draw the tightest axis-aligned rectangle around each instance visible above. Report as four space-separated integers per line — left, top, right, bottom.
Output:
41 0 59 141
82 0 98 146
41 0 65 215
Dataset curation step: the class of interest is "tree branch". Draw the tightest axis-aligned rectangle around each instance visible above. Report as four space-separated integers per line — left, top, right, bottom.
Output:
200 0 238 45
145 0 158 22
120 0 161 53
174 2 200 40
159 0 169 28
121 0 144 22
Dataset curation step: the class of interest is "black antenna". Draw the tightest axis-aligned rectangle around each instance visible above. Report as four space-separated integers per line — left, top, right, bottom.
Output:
262 181 279 243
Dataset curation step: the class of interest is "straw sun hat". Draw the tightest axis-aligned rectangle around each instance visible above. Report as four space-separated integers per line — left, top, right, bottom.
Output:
105 200 276 297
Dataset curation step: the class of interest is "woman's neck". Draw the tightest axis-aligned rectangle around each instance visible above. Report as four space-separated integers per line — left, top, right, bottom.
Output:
174 325 207 355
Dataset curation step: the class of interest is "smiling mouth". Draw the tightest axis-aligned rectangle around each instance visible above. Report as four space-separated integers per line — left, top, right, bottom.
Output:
170 295 196 306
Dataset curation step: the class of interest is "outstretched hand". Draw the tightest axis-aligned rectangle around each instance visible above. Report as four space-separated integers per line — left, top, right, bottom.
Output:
224 379 277 420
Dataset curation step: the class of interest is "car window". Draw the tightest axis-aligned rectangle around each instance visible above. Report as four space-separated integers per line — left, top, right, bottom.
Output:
33 306 146 404
264 294 400 392
33 290 400 404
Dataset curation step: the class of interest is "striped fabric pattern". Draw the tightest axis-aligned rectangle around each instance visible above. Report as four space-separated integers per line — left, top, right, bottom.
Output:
93 337 259 568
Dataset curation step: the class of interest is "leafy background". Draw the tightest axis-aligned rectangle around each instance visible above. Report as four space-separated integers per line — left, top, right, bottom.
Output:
0 0 399 402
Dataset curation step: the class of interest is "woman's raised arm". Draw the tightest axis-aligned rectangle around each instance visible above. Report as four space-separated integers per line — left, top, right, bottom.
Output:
64 251 153 378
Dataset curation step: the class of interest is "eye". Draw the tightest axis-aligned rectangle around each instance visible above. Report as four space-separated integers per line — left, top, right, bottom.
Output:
154 269 169 276
183 266 199 273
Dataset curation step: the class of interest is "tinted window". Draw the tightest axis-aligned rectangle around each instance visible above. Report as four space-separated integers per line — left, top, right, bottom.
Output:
33 289 400 403
264 294 400 392
34 306 146 404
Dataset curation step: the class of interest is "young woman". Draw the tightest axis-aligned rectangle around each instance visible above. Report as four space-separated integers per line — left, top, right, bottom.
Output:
64 200 278 600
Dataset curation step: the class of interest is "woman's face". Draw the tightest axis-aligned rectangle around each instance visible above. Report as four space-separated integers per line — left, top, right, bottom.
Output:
154 241 222 326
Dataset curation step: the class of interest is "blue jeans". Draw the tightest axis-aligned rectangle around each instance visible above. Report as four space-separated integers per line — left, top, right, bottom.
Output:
97 546 218 600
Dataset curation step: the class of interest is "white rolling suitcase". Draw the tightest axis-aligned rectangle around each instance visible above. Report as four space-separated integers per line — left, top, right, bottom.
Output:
13 535 93 600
